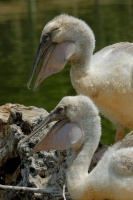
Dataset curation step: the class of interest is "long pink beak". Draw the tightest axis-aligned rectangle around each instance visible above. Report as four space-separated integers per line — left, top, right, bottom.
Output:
22 106 83 155
27 37 55 89
27 36 76 90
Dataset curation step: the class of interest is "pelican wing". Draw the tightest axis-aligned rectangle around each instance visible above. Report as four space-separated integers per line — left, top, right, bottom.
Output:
117 131 133 149
112 149 133 175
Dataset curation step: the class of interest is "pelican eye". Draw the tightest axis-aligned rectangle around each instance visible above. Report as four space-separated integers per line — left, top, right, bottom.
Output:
56 105 67 114
42 33 51 43
57 106 64 112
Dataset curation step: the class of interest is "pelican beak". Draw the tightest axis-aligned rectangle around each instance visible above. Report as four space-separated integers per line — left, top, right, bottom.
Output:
29 117 69 155
27 36 76 90
21 106 68 144
22 105 83 155
27 38 55 89
22 107 69 155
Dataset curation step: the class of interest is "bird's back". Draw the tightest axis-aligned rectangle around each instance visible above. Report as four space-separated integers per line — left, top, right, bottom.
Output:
93 42 133 63
87 42 133 129
87 131 133 200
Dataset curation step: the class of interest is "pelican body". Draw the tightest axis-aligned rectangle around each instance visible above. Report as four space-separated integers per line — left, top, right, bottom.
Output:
28 14 133 141
24 95 133 200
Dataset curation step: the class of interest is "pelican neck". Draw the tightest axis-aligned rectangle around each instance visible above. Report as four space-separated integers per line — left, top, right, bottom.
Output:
66 116 101 199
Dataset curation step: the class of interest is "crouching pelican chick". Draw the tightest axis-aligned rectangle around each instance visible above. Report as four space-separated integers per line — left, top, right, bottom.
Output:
24 95 133 200
28 14 133 141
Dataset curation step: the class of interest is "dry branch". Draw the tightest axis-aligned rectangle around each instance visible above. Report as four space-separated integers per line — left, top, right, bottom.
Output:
0 184 69 198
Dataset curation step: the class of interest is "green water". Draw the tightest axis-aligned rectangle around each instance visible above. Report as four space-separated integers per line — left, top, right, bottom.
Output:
0 0 133 144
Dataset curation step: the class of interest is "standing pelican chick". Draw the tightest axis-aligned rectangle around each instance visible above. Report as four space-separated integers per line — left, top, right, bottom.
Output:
25 95 133 200
28 14 133 141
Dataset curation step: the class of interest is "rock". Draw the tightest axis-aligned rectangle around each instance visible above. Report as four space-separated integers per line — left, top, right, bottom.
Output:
0 103 108 200
0 103 71 200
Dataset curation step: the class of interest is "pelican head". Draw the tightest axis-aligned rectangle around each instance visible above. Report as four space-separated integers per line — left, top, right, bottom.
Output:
27 14 95 89
25 95 99 155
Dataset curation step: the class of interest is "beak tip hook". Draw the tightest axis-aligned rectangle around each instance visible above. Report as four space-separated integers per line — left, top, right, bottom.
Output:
27 80 31 90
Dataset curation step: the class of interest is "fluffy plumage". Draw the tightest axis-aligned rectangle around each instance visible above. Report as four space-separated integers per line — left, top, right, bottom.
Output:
25 95 133 200
28 14 133 141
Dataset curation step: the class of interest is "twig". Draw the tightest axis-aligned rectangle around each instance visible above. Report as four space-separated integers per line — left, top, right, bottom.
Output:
63 184 66 200
0 184 69 197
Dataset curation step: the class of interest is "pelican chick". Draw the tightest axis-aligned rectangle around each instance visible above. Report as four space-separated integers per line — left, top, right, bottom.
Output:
27 95 133 200
28 14 133 141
